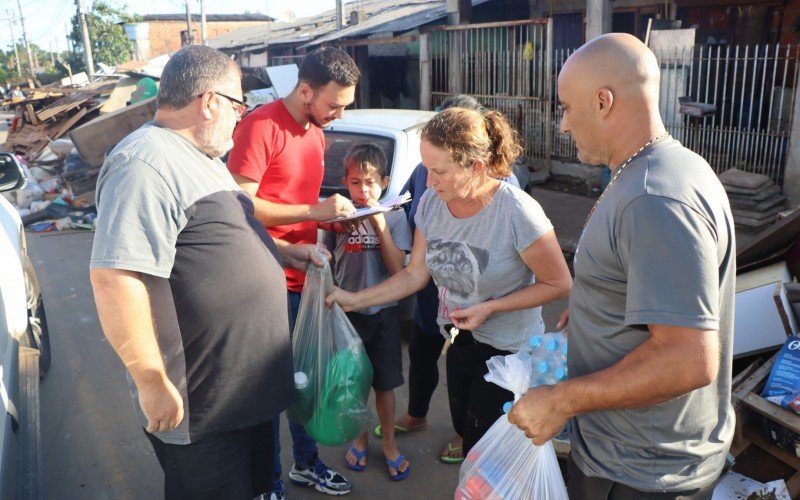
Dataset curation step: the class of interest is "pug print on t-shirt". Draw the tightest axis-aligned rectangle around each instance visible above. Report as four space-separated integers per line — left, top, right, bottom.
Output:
426 239 489 313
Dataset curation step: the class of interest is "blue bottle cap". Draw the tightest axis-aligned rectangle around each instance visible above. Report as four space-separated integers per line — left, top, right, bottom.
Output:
529 335 543 349
502 401 513 413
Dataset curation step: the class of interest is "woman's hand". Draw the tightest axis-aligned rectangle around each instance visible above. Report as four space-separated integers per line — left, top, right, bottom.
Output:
449 302 494 331
325 286 359 312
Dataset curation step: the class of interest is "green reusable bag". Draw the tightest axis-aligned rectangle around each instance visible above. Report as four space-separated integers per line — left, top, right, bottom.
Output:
305 342 372 446
287 250 372 444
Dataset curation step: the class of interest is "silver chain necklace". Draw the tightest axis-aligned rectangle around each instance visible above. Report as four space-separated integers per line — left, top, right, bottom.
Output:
583 133 670 228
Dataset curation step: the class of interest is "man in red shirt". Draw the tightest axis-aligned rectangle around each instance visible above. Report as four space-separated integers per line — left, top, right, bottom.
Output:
228 47 359 499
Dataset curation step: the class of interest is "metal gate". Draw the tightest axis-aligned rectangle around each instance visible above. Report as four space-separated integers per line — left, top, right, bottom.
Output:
420 19 554 167
551 44 800 184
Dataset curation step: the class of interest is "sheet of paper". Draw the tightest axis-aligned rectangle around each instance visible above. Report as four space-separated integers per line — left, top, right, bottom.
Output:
325 192 412 223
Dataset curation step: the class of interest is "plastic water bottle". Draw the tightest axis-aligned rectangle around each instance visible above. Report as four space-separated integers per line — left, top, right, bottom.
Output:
528 331 568 387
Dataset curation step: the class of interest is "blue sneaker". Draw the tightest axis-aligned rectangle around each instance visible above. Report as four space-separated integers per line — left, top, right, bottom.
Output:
289 457 351 496
262 479 285 500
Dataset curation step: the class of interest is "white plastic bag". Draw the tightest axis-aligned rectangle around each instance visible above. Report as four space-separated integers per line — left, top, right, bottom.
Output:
456 349 568 500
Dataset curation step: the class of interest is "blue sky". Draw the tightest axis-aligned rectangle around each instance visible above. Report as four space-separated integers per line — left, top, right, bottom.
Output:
5 0 335 52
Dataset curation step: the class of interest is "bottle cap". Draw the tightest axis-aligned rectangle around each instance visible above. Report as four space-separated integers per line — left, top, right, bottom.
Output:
294 371 309 389
502 401 513 413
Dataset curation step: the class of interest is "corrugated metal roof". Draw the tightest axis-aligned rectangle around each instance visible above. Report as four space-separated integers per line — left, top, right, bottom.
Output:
207 15 337 51
304 1 448 48
207 0 488 53
143 14 274 22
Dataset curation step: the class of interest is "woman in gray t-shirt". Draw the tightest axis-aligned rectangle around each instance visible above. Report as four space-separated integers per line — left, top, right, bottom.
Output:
326 107 572 457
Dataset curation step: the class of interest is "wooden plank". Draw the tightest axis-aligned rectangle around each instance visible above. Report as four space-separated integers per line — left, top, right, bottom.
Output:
423 19 549 33
69 97 157 168
743 392 800 435
25 104 39 125
335 34 418 47
732 353 778 409
47 107 89 141
732 358 761 392
743 424 800 471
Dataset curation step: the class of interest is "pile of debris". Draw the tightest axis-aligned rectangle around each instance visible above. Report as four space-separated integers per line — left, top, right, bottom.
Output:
719 168 787 230
1 57 167 231
3 79 120 161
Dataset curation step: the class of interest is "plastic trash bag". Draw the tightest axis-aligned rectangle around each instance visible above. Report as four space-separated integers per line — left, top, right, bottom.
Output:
456 348 568 500
287 249 373 446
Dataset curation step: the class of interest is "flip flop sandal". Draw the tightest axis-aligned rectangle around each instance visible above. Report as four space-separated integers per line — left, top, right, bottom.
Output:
439 441 465 464
385 454 410 482
374 423 429 438
345 444 367 471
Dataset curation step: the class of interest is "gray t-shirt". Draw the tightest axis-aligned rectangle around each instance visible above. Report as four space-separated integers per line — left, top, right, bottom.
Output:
90 122 294 444
568 138 735 491
329 209 412 315
416 183 553 352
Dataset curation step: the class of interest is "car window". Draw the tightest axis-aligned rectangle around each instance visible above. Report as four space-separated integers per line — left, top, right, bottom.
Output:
322 132 395 198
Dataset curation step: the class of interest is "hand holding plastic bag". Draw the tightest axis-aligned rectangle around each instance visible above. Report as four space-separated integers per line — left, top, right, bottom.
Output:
287 250 372 446
456 340 568 500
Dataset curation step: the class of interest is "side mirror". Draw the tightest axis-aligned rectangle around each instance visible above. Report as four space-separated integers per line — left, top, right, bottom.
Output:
0 153 26 193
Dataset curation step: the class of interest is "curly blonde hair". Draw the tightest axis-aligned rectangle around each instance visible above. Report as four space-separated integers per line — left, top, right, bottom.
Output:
421 107 522 178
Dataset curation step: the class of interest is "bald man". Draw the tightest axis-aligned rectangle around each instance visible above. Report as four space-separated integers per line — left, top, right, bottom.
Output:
508 33 735 499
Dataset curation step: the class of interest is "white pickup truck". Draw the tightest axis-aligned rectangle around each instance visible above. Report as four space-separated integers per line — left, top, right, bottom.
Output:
0 153 50 498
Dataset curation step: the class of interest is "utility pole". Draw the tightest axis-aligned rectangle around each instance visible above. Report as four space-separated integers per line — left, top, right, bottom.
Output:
6 12 22 77
75 0 95 77
199 0 207 45
15 0 35 74
185 0 193 45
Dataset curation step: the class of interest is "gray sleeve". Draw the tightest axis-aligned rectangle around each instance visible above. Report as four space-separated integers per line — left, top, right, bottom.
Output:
617 195 720 331
414 189 434 239
90 156 186 278
510 192 554 253
387 210 412 252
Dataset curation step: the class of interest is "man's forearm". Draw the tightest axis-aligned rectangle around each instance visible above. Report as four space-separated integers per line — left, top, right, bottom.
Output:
252 197 314 227
555 327 720 417
90 269 168 385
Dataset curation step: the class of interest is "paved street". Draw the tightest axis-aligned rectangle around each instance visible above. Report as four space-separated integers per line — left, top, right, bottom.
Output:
28 230 568 499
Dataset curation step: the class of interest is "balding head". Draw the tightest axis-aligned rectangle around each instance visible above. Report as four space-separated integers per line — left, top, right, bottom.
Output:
562 33 660 103
558 33 666 168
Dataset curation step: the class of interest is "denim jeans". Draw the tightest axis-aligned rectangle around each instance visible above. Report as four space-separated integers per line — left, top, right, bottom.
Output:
272 291 318 480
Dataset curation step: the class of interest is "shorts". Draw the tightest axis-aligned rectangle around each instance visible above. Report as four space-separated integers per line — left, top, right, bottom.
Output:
145 421 274 500
347 306 404 391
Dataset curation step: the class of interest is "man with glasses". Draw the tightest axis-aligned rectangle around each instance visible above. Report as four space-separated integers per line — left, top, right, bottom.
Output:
227 46 360 500
90 45 324 499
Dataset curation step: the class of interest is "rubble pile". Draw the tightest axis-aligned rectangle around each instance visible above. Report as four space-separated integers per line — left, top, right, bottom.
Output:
718 168 787 230
3 79 119 161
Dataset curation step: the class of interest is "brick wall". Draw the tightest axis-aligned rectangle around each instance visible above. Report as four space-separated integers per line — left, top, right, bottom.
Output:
146 20 270 57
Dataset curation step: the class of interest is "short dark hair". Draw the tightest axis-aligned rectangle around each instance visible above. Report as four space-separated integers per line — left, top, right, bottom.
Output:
157 45 240 110
440 94 484 112
343 143 388 178
298 47 360 89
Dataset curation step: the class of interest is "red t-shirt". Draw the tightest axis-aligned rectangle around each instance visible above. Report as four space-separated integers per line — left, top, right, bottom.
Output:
228 99 325 292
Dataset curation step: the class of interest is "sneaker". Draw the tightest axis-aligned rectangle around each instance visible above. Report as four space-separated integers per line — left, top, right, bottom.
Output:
288 457 352 496
258 479 286 500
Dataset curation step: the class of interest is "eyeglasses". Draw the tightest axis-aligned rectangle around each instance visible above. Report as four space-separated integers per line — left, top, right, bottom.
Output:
198 91 248 119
